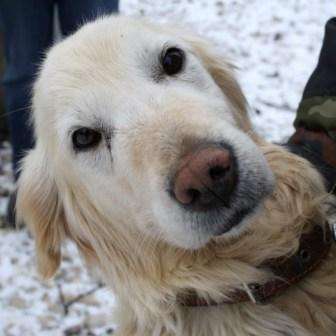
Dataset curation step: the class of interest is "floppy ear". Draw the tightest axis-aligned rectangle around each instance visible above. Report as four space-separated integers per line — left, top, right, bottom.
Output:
184 35 252 132
16 146 66 279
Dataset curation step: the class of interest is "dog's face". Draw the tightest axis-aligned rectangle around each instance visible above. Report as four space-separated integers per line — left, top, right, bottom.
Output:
17 17 274 276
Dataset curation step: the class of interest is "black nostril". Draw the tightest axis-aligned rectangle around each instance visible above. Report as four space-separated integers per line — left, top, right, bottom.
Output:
187 188 201 204
209 165 229 181
186 187 217 209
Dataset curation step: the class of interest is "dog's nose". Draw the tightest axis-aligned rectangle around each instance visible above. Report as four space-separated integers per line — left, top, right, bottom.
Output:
172 146 237 212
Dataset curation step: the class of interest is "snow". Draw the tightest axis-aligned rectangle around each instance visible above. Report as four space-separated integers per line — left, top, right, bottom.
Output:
0 0 335 334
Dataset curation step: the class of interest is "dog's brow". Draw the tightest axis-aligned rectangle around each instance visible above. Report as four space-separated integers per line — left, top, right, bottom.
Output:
68 113 115 138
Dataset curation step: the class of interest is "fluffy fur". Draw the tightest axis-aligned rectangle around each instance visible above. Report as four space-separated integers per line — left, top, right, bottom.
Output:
17 16 336 335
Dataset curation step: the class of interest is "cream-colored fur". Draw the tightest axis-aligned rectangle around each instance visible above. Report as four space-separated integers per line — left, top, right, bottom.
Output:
17 16 336 335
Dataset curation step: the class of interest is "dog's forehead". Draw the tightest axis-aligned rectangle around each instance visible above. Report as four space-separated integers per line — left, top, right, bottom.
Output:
38 17 187 104
33 17 187 133
51 17 182 77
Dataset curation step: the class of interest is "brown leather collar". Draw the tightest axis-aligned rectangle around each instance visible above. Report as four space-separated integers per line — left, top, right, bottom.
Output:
178 224 334 306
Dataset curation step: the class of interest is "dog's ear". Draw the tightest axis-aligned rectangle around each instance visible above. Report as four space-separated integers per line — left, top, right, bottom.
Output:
184 35 252 131
16 145 65 279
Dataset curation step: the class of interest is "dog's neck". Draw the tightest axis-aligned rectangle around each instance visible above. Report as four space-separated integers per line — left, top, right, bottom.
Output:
177 223 333 306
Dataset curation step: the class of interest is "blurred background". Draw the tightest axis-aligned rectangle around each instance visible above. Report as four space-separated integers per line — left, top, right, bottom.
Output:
0 0 335 335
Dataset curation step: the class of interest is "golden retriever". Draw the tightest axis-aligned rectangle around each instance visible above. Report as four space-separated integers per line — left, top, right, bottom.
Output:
17 16 336 335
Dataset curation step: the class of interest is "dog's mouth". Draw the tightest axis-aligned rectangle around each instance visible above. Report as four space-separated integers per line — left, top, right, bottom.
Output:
212 205 256 236
164 196 265 250
182 188 264 241
211 177 269 237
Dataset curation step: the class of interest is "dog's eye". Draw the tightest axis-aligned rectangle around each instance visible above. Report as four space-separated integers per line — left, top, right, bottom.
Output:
72 127 102 150
161 47 185 75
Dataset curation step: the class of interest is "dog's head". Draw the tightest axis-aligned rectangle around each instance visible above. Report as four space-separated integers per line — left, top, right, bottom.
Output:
17 17 274 278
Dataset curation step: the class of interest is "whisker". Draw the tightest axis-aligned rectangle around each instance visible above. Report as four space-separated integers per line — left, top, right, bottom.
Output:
0 105 32 118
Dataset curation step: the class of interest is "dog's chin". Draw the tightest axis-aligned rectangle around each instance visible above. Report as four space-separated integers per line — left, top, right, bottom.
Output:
179 207 260 250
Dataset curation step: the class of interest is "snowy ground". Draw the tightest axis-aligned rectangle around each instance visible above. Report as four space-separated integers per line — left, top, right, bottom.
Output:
0 0 335 335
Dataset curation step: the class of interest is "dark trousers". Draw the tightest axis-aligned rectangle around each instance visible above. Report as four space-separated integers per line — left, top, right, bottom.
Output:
0 0 119 179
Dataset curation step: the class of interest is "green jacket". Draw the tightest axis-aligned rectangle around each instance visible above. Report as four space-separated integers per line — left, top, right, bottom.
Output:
289 17 336 194
295 96 336 140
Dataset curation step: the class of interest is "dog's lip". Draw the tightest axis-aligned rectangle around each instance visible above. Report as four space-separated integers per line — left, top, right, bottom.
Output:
211 171 275 237
212 206 253 236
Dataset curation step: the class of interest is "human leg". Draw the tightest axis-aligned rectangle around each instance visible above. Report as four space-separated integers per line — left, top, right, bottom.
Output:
0 0 55 179
57 0 119 37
